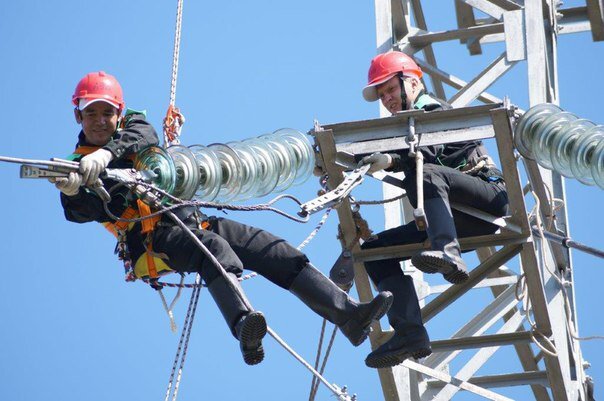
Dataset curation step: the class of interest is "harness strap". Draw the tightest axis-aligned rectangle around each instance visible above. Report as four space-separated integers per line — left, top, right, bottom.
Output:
137 199 161 234
103 206 138 237
146 242 159 279
134 199 163 279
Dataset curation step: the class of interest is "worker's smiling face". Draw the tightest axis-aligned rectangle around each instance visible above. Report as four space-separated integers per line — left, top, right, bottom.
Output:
76 101 120 146
376 76 404 114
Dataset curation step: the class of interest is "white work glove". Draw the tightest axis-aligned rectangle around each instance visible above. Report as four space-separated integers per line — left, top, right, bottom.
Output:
358 152 393 174
50 172 83 196
79 148 114 186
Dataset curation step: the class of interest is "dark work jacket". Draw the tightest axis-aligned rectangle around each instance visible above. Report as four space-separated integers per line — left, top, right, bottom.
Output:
59 111 160 262
387 91 490 173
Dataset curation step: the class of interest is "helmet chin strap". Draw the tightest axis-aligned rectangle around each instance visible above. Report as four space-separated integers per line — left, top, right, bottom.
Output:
398 73 409 110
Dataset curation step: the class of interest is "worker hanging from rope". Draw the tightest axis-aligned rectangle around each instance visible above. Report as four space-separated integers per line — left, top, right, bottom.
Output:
354 51 510 368
51 71 394 366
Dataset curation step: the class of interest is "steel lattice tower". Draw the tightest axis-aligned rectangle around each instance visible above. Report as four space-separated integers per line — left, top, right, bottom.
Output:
311 1 603 400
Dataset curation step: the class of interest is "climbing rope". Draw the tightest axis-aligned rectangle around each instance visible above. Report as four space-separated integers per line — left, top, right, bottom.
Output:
144 207 331 288
309 319 328 400
237 207 333 284
164 274 202 401
307 207 373 400
354 192 407 206
101 165 346 399
104 183 339 398
514 272 558 357
267 326 356 401
158 275 185 332
107 189 332 289
105 181 310 225
309 323 339 401
161 208 355 400
163 0 185 146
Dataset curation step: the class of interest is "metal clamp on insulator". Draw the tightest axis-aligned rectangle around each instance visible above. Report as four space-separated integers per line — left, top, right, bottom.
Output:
298 164 371 217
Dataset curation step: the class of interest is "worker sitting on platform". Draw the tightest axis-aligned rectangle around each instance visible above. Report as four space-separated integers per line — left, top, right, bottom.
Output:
52 71 393 366
357 52 509 368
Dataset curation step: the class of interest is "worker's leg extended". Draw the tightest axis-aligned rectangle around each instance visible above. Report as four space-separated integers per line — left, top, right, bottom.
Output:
152 217 266 365
209 217 394 346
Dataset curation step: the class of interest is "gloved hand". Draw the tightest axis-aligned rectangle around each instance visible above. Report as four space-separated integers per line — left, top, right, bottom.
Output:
50 172 83 196
358 152 393 173
79 148 113 186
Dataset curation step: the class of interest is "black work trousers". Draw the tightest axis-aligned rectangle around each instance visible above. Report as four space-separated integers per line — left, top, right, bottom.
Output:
152 214 309 288
362 163 508 285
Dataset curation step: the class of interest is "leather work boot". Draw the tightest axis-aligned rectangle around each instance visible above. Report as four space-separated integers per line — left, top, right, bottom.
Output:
365 275 431 368
411 198 469 284
289 264 393 346
207 272 267 365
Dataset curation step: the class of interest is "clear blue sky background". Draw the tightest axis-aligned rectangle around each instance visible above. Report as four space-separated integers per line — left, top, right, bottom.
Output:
1 1 602 400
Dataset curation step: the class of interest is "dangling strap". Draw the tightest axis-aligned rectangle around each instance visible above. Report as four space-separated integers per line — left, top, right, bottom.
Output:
116 228 137 282
157 275 185 333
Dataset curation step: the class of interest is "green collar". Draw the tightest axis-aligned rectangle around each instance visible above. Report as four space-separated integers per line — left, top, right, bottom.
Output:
413 93 440 110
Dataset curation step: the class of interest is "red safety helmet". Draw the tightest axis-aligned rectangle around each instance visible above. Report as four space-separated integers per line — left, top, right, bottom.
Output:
72 71 125 112
362 51 423 102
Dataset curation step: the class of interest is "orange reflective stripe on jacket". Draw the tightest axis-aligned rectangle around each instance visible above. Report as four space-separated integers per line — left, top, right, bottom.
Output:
73 146 136 161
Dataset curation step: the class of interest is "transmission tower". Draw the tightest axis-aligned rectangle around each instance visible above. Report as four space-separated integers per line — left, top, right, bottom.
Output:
311 1 603 400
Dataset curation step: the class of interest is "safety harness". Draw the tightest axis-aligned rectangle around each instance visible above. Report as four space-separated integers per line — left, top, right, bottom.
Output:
413 93 504 184
67 145 174 286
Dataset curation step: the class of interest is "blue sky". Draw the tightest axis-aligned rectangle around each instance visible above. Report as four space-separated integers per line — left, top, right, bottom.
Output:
1 1 602 400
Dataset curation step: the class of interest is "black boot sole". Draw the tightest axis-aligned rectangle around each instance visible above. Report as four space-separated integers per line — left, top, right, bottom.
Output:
365 346 432 369
411 254 469 284
344 292 394 347
239 311 267 365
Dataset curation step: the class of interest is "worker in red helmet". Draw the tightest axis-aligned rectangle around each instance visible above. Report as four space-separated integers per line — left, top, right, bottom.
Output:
51 71 394 367
357 52 509 369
